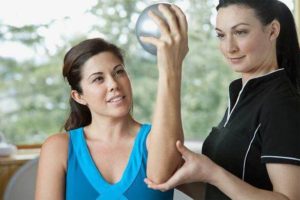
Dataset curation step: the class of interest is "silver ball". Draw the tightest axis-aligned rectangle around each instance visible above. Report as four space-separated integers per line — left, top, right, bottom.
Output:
135 3 169 55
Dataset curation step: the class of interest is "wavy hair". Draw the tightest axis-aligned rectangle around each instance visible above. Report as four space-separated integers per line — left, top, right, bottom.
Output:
62 38 124 131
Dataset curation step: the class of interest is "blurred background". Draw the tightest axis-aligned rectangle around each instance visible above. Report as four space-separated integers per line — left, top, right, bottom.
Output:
0 0 296 145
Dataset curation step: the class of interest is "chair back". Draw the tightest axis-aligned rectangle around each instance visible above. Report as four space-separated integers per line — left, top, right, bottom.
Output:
4 158 39 200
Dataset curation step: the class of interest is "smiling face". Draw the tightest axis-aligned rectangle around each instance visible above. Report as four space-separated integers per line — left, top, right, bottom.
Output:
72 51 133 119
216 4 279 80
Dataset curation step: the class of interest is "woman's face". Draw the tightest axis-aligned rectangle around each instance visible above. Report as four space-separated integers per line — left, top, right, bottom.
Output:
73 51 132 119
216 5 278 79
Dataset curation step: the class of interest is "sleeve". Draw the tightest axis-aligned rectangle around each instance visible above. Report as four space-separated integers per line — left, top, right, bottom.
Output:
260 96 300 165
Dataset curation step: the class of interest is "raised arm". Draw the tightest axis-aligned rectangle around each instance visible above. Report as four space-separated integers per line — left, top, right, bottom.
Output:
35 133 68 200
140 4 188 183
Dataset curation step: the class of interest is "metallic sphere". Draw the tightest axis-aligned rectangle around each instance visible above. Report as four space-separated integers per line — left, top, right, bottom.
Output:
135 3 169 55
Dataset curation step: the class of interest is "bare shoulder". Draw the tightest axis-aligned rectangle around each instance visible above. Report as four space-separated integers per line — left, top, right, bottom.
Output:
41 132 69 154
36 133 69 199
40 132 69 169
43 132 68 146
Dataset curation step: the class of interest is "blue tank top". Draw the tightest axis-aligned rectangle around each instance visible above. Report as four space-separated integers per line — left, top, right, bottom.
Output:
66 124 174 200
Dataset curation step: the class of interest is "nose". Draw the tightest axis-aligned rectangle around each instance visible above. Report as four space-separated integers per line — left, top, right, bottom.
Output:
107 76 118 92
225 36 238 54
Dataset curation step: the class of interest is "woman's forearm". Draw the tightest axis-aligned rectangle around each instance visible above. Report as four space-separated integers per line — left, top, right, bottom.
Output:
147 70 184 183
211 166 289 200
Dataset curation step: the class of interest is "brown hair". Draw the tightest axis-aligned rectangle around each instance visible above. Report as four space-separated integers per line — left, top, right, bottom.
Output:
217 0 300 92
62 38 124 131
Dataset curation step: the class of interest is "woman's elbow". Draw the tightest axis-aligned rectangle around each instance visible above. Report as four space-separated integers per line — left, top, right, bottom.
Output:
147 169 171 184
146 156 181 184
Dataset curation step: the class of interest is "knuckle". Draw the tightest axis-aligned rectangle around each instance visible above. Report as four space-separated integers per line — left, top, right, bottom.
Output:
161 41 167 47
158 19 166 27
170 15 176 21
174 34 182 41
158 41 167 49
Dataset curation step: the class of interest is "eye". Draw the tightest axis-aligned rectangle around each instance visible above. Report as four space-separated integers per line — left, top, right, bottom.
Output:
116 69 125 75
93 76 104 83
114 67 127 77
234 30 248 36
216 33 225 40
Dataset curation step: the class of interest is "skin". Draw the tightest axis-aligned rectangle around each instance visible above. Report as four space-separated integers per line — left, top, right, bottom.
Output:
140 4 188 183
216 5 279 84
145 5 300 200
72 52 133 121
71 52 141 184
35 4 188 199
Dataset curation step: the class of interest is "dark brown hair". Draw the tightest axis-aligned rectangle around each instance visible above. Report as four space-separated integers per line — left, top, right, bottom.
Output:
62 38 124 131
217 0 300 92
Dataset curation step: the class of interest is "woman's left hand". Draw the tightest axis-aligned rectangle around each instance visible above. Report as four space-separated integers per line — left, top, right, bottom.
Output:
144 140 218 191
140 4 189 75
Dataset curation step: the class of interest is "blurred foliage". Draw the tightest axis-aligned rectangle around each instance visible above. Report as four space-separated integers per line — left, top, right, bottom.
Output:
0 0 235 144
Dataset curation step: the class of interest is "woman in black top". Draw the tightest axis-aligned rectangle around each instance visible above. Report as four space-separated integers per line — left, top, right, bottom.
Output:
145 0 300 199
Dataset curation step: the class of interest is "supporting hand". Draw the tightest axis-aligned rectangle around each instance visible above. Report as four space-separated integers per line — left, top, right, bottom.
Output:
145 141 218 191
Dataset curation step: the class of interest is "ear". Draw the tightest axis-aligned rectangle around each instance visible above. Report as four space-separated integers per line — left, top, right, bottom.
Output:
71 90 87 106
269 19 280 41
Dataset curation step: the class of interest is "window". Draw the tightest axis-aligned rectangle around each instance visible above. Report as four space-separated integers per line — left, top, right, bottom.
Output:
0 0 298 144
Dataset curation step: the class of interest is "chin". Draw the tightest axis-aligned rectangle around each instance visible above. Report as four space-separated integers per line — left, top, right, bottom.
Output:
112 107 131 118
111 112 131 120
230 65 250 73
229 66 243 73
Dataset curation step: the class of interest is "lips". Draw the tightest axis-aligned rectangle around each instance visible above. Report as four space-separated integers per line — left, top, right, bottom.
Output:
228 56 245 60
227 55 246 64
107 95 125 103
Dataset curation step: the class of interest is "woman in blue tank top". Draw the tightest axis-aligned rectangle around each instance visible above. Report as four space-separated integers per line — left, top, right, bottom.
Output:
35 4 188 200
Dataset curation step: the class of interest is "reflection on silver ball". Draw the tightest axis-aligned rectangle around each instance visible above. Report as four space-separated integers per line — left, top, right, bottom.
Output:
135 3 169 55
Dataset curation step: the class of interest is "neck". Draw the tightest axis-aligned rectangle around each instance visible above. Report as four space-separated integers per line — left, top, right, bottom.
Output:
85 114 139 142
242 64 279 85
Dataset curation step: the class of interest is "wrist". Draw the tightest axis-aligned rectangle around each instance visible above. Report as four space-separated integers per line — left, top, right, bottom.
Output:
158 68 182 82
206 162 223 186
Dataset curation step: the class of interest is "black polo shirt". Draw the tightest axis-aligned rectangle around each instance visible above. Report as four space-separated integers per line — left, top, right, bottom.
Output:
202 69 300 200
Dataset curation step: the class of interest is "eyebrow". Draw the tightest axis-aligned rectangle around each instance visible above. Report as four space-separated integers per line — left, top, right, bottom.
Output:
88 64 124 80
215 23 250 32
